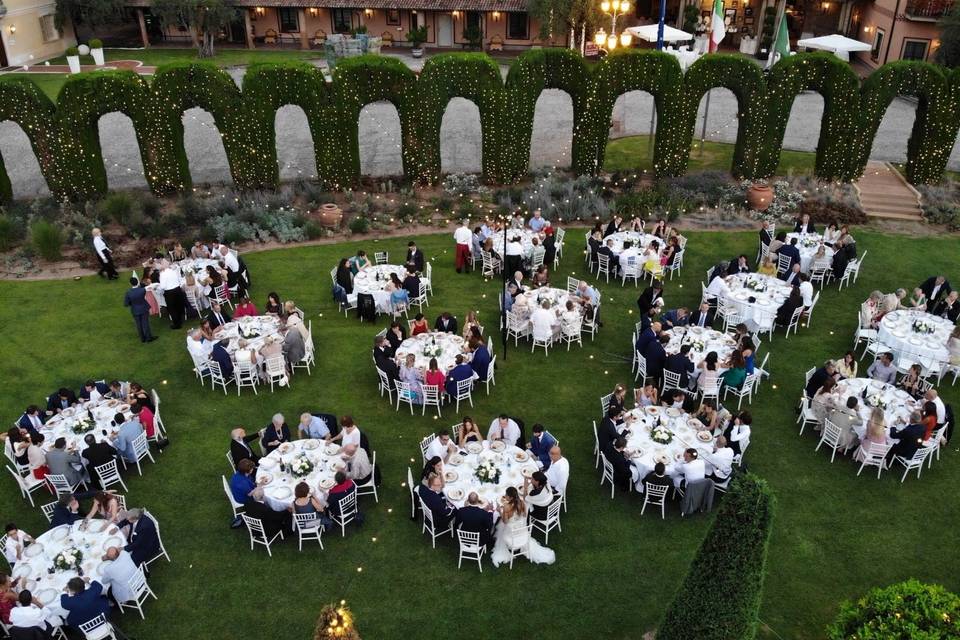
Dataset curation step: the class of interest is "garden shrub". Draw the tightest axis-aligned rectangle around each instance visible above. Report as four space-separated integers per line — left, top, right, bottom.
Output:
827 580 960 639
303 220 323 239
98 191 138 226
664 169 734 206
0 213 24 251
30 219 64 260
348 216 369 234
918 182 960 229
658 474 775 640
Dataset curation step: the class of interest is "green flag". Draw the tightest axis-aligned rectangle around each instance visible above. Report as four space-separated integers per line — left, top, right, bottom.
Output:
773 14 790 59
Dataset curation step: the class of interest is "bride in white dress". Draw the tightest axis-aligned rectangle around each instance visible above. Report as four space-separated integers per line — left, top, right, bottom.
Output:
490 487 556 567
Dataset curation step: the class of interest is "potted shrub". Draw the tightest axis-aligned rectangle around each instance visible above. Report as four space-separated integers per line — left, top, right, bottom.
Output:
407 25 428 58
463 25 483 50
65 46 81 73
89 39 105 66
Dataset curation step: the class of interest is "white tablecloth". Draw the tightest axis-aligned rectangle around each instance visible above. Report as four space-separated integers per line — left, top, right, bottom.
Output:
492 229 543 255
40 398 132 455
877 310 952 364
833 378 917 440
217 316 283 359
602 231 661 256
723 273 793 331
665 327 736 386
12 521 125 621
440 440 539 508
666 48 700 71
395 332 468 373
785 233 834 274
511 287 583 334
255 440 342 511
621 406 719 481
144 258 222 306
348 265 429 312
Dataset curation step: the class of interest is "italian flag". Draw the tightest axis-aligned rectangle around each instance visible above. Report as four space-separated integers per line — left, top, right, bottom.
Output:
709 0 726 52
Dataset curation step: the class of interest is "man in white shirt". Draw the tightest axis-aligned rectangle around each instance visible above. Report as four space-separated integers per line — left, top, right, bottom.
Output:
186 330 214 362
618 241 640 275
799 273 814 308
220 244 246 297
487 415 521 445
707 436 735 482
9 591 53 630
867 352 897 385
99 546 139 604
510 212 524 229
528 209 547 232
523 471 555 520
425 429 457 463
674 449 706 488
925 389 947 424
3 524 33 567
577 281 599 307
158 263 187 329
530 300 556 342
453 219 472 273
705 274 729 299
91 228 118 280
298 413 331 440
543 446 569 494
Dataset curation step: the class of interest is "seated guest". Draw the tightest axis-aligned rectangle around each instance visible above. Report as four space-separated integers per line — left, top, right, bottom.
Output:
281 324 306 369
17 405 44 433
805 360 837 398
233 297 258 318
608 384 628 416
230 428 261 467
665 344 695 390
675 448 705 488
523 471 555 521
3 524 33 568
829 396 863 450
919 275 951 312
244 488 293 539
99 547 138 605
859 291 883 329
660 307 689 329
775 286 804 327
898 363 924 399
598 407 627 451
426 430 457 463
767 231 786 255
340 444 372 484
778 238 801 272
210 339 234 379
46 388 78 416
469 339 491 381
60 577 111 631
289 482 332 532
604 437 636 492
835 351 858 379
45 437 85 489
757 254 777 276
445 355 475 397
84 491 122 524
26 434 47 482
933 290 960 322
420 456 443 485
9 589 50 631
261 414 291 455
528 424 557 470
127 382 153 412
454 492 494 551
908 287 928 310
348 250 371 274
920 402 939 441
118 508 160 567
528 209 548 232
418 474 456 529
879 288 906 318
373 336 400 383
634 321 660 355
886 416 926 463
410 313 429 336
794 213 815 234
635 384 659 408
810 377 838 423
78 380 108 402
229 458 259 524
207 302 231 330
782 262 802 286
867 352 897 385
544 446 569 495
727 255 751 275
532 264 550 288
434 312 458 334
424 358 446 390
707 436 735 483
636 281 664 316
487 414 522 445
111 413 144 464
705 272 729 301
131 401 154 439
335 259 353 295
298 413 331 440
643 333 670 383
688 302 714 329
696 399 730 434
385 321 406 356
458 417 483 446
642 462 672 494
924 389 946 424
264 292 283 315
723 412 752 456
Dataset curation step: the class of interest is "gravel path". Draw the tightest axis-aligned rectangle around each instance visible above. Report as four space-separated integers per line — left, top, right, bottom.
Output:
1 62 956 198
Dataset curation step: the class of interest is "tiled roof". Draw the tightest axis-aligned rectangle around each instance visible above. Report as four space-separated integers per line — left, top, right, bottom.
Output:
128 0 528 9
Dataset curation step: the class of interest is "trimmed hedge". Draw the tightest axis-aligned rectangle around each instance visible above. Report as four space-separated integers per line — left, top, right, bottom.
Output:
827 580 960 639
0 51 957 202
657 473 775 640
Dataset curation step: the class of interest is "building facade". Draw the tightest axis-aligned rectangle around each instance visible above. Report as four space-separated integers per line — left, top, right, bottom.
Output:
0 0 77 66
847 0 948 67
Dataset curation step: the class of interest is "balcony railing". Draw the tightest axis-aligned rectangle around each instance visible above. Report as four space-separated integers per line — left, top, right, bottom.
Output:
905 0 954 18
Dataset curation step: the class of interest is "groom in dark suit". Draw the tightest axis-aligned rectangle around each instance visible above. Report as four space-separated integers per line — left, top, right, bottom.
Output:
123 277 155 343
454 492 494 550
528 424 557 470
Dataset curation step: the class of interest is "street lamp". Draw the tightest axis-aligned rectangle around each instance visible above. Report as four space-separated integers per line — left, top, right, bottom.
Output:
599 0 632 48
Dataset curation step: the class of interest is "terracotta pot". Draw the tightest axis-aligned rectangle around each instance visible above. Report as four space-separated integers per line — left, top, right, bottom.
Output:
747 184 774 211
318 203 342 228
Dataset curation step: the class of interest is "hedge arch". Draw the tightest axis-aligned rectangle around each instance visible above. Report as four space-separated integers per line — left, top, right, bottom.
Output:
502 48 592 182
55 71 159 200
243 62 332 189
849 61 955 184
760 53 860 180
574 50 684 178
151 62 273 193
0 78 63 201
331 55 419 186
679 54 768 179
412 53 506 184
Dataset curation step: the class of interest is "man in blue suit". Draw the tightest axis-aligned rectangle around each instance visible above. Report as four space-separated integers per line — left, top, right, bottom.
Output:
123 277 155 343
634 321 660 356
643 333 670 384
60 577 111 630
528 423 557 470
79 380 109 402
16 405 44 433
210 339 235 380
454 492 494 551
418 474 456 530
119 509 160 567
469 341 491 380
445 355 475 397
777 238 802 274
659 307 689 330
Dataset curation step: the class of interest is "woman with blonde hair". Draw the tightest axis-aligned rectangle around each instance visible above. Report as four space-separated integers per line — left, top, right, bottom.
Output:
757 254 777 276
854 408 888 462
609 384 627 415
462 310 481 339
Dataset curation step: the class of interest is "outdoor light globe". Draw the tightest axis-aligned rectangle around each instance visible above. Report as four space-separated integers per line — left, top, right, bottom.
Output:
601 1 611 12
594 29 606 45
620 32 632 46
621 1 630 13
77 44 90 55
607 34 618 49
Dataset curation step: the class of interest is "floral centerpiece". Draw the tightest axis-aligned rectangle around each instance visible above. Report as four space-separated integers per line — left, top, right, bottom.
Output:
240 325 261 339
53 548 83 572
474 459 501 484
865 394 888 410
289 455 315 478
650 426 674 445
71 419 95 435
423 343 443 358
686 339 706 352
912 318 936 334
744 278 767 293
798 235 820 248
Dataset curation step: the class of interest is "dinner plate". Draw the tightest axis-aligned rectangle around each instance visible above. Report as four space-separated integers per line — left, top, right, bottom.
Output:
443 470 458 482
445 488 464 501
466 442 482 454
331 460 346 472
36 588 58 606
260 458 277 469
50 527 69 542
319 478 336 490
11 564 30 580
666 408 682 418
909 337 923 345
259 473 273 484
119 404 130 412
697 431 713 442
490 441 506 452
301 440 320 450
521 467 535 478
688 326 703 334
24 543 44 558
448 454 463 465
107 400 118 407
102 535 124 550
654 453 670 465
688 418 703 428
758 299 770 306
324 444 341 455
279 443 294 454
62 408 74 417
88 519 108 533
645 406 660 415
514 451 528 462
269 486 292 500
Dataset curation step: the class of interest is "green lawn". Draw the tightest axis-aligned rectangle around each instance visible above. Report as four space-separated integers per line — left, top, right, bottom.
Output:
604 134 818 176
46 47 325 68
0 229 958 639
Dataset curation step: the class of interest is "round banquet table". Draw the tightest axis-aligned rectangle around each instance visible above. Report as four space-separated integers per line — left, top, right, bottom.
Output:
621 406 721 483
602 231 662 256
348 264 424 313
493 229 542 255
144 257 222 307
11 520 126 621
785 232 835 274
665 326 735 386
723 273 793 331
877 309 952 364
439 440 540 508
832 378 917 441
40 397 133 455
510 287 584 336
394 332 468 373
255 440 345 511
217 315 283 360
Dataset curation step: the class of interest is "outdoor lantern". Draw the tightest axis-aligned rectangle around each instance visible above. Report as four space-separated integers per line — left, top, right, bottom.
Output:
620 1 630 13
601 1 611 13
607 33 618 49
594 28 607 45
620 31 632 46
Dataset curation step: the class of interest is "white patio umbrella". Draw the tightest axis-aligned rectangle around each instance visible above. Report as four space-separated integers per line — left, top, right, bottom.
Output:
625 24 695 43
795 34 872 62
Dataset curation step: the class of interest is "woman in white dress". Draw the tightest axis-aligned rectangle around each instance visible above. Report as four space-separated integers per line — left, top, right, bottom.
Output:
490 487 555 567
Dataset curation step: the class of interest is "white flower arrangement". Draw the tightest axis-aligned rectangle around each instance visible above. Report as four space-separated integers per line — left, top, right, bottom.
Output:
650 426 674 445
799 236 819 248
71 419 95 435
423 343 443 358
53 548 83 572
289 455 314 478
867 394 888 410
688 339 706 352
474 460 501 484
912 319 935 334
744 278 767 293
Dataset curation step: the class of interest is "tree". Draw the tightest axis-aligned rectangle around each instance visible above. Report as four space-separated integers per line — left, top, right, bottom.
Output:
54 0 127 34
151 0 238 58
527 0 602 48
936 4 960 67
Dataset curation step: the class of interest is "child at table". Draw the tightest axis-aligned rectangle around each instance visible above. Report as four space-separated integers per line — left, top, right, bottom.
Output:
757 255 777 277
909 287 927 310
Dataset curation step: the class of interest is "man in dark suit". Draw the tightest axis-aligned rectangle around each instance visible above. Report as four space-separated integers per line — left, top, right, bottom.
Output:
831 238 856 276
405 242 425 273
418 474 456 530
81 434 117 486
886 422 926 463
793 214 816 234
528 423 557 470
643 333 670 383
919 275 951 312
759 221 773 247
206 302 232 330
727 255 752 275
933 291 960 322
17 406 44 433
78 380 109 402
210 339 234 379
598 239 618 276
119 509 161 567
805 360 836 398
598 407 626 452
469 341 491 381
665 344 696 390
445 355 475 397
230 428 261 467
637 282 664 316
434 312 458 334
782 263 802 286
604 437 636 492
402 270 421 299
688 302 715 329
454 492 494 550
634 321 660 356
244 488 293 539
46 388 78 415
778 238 802 272
373 336 400 383
51 492 93 528
123 276 155 343
660 307 689 329
60 578 111 630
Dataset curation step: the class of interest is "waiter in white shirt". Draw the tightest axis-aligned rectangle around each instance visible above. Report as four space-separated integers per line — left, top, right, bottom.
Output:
91 228 118 280
453 219 473 273
158 263 186 329
543 446 569 494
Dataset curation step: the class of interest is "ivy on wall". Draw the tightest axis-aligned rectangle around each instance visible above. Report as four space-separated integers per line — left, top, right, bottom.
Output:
0 51 957 203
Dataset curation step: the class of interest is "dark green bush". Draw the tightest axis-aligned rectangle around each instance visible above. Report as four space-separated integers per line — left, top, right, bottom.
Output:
396 201 418 221
30 219 63 260
140 193 162 218
348 216 369 234
303 220 323 239
827 580 960 639
658 474 775 640
99 191 138 225
0 213 24 251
